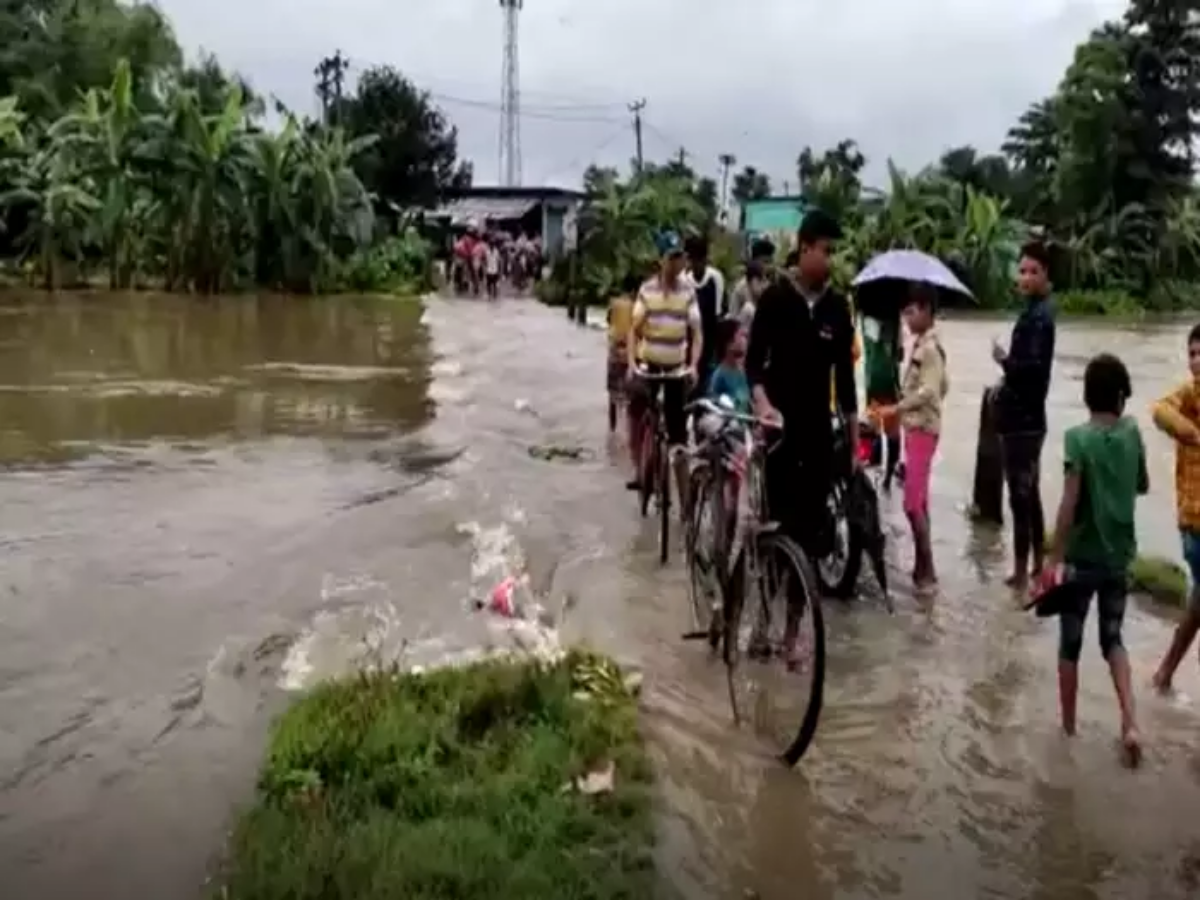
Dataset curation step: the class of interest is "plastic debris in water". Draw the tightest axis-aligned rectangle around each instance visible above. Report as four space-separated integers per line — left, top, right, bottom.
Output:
474 575 521 618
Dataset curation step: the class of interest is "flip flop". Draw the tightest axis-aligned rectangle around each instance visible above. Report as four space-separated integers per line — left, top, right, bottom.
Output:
1024 579 1084 618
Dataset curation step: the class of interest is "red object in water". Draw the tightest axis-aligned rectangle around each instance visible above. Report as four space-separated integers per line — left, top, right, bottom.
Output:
856 437 874 464
488 576 518 617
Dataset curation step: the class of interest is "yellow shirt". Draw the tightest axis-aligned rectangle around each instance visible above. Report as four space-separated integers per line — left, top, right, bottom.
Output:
830 296 863 412
632 278 700 368
1152 379 1200 530
607 294 633 348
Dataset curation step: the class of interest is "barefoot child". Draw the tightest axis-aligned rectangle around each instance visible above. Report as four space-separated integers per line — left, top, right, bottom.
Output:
1040 353 1148 764
605 275 639 432
880 284 947 593
1150 323 1200 693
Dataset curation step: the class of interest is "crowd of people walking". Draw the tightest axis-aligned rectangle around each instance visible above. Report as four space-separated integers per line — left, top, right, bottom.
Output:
447 226 542 299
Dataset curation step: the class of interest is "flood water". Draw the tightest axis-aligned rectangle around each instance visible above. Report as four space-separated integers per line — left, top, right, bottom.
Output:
1 291 1199 899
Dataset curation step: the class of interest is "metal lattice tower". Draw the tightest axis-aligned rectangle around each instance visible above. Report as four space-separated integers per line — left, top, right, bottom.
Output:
498 0 522 186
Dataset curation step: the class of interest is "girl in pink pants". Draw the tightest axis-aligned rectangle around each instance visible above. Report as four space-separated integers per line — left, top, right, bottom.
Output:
881 285 948 593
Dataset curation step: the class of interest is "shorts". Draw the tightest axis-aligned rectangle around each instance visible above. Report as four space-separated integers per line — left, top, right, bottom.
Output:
628 367 688 446
1180 529 1200 612
1057 565 1128 662
606 344 628 395
902 427 938 517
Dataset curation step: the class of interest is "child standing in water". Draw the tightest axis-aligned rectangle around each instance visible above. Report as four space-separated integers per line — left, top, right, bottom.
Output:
605 274 639 432
1040 353 1147 765
1150 324 1200 694
880 284 947 593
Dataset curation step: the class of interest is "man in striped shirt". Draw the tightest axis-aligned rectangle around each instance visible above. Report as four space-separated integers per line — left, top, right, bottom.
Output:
626 231 703 493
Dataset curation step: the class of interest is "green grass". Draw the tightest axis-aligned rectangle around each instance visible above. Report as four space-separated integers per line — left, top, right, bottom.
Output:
216 651 656 900
1128 555 1190 607
1040 533 1191 608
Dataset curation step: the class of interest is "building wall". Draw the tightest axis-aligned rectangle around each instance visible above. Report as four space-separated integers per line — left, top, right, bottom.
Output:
541 199 579 258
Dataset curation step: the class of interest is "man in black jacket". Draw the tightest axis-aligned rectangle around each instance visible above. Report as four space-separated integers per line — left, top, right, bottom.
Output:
747 211 858 558
994 240 1057 589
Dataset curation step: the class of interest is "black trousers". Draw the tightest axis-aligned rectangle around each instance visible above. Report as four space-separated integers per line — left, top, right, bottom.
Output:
765 429 833 559
1001 431 1046 570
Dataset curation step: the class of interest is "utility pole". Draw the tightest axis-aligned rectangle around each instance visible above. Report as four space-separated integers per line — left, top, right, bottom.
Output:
718 153 735 223
629 99 645 175
676 147 687 167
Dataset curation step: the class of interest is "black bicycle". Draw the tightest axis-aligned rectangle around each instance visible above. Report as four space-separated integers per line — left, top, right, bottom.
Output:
683 396 826 766
817 412 891 611
631 364 689 565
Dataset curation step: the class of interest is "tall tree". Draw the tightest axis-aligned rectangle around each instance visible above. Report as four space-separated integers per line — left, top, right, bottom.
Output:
1123 0 1200 209
1002 97 1061 221
731 165 770 203
797 139 865 219
337 65 470 209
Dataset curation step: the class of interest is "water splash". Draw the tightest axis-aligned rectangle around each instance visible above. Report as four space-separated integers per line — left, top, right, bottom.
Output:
278 510 567 691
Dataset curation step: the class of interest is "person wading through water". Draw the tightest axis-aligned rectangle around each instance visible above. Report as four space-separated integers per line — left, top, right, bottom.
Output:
994 240 1057 590
683 235 726 393
746 210 858 560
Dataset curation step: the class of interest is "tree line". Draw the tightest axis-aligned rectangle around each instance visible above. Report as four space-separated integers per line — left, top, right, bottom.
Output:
711 0 1200 308
0 0 472 292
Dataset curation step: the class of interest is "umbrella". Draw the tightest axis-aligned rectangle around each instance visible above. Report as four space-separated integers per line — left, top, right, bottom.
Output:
852 249 973 297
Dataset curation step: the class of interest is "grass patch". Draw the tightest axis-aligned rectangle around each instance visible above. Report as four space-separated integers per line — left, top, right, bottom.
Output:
216 650 655 900
1042 533 1190 607
1128 555 1190 607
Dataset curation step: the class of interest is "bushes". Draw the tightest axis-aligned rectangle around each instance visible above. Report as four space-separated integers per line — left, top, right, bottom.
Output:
329 229 433 295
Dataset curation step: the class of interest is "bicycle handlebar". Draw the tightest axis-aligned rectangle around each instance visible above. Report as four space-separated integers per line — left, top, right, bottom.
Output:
686 396 783 430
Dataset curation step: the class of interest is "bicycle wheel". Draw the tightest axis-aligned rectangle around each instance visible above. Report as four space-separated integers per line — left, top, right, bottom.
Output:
724 531 825 766
686 463 723 641
658 436 671 564
816 479 863 599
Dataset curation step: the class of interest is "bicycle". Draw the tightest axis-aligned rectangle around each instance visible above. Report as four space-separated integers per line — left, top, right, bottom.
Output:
630 364 689 565
819 411 892 611
682 395 826 766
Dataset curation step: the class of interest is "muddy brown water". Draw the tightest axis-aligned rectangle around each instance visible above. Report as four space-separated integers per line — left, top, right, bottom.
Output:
1 292 1199 899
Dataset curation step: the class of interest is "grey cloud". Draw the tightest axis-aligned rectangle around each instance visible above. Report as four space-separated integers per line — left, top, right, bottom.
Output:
157 0 1127 188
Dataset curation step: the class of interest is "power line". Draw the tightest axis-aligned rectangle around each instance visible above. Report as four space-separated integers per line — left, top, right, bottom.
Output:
430 92 623 123
539 125 631 185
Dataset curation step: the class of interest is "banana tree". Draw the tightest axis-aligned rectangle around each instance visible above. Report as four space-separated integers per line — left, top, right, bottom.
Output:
247 117 300 287
0 141 99 289
287 126 376 291
51 58 144 288
173 85 252 292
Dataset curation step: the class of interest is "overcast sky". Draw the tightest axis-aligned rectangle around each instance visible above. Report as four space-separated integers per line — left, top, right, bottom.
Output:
155 0 1126 190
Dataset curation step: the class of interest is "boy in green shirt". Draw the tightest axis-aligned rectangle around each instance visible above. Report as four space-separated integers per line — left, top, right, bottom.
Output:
1040 353 1148 765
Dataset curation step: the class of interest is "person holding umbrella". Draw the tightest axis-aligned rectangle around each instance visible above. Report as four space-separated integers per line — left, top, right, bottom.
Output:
853 249 970 593
874 283 949 593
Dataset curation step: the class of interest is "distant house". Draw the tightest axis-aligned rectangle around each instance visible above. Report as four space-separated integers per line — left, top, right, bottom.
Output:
426 186 585 259
739 195 809 236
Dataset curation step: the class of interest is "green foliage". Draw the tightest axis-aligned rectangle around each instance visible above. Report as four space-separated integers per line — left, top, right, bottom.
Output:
1054 289 1146 317
331 228 433 294
0 2 472 295
218 651 655 900
1129 555 1190 607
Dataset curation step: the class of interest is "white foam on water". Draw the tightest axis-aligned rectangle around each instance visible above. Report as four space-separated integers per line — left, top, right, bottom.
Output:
277 507 566 692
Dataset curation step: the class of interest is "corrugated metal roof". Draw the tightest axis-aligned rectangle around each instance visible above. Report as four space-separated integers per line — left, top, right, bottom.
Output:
429 197 538 224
